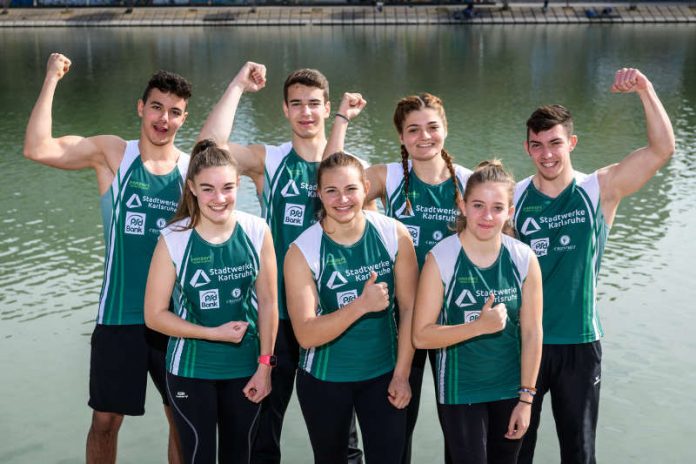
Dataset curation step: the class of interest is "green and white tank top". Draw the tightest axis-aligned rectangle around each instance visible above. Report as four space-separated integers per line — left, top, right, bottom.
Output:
383 161 471 268
513 171 609 344
161 211 267 380
431 234 532 405
292 210 400 382
261 143 320 320
98 140 188 325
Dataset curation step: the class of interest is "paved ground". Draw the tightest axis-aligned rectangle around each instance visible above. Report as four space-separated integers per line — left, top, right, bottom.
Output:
1 3 694 26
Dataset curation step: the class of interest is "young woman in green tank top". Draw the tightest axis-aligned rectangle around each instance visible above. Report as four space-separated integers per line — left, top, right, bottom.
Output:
412 160 543 464
284 152 418 463
144 140 278 464
325 92 472 462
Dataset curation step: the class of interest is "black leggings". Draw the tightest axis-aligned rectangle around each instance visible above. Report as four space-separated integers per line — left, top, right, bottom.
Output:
296 369 406 464
440 398 522 464
166 373 261 464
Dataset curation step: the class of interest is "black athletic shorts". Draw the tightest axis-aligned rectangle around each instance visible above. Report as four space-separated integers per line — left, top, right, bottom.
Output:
88 324 169 416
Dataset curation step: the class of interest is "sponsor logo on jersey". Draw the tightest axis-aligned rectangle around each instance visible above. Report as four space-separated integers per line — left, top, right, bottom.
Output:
156 218 167 229
520 217 541 235
432 230 443 241
231 288 242 298
281 179 300 198
337 289 359 308
458 276 478 284
464 310 481 323
190 269 211 288
326 255 347 267
455 289 476 307
200 289 220 310
175 391 188 399
406 225 420 246
559 235 571 246
128 180 149 190
124 212 146 235
283 203 305 226
395 202 415 219
530 237 549 257
126 193 142 208
327 271 348 290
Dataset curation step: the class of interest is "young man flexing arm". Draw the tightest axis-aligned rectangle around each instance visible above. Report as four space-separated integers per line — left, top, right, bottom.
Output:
24 53 193 464
199 66 366 464
515 68 674 464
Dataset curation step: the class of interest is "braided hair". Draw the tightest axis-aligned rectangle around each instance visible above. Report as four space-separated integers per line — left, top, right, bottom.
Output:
393 93 462 214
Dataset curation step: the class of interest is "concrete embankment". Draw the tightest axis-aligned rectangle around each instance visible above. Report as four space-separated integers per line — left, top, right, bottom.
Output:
1 3 694 27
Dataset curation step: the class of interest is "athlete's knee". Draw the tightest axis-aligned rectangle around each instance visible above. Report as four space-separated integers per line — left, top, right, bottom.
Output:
90 411 124 435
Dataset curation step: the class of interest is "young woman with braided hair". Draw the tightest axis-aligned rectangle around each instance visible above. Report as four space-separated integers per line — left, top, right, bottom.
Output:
325 92 472 463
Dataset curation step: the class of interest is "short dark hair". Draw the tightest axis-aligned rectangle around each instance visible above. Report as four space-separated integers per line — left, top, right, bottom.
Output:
141 70 192 104
526 104 573 140
283 69 329 103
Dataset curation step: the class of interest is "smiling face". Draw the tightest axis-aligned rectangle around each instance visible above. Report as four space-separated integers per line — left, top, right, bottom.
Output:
318 165 369 225
399 108 447 163
525 124 577 183
283 84 330 140
459 181 513 242
137 88 188 147
187 165 239 226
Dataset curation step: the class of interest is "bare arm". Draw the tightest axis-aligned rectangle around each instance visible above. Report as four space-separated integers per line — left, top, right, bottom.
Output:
23 53 124 193
197 62 268 183
387 223 419 409
412 253 508 350
505 254 543 440
284 245 390 349
323 92 366 159
144 237 249 343
598 68 676 225
243 227 279 403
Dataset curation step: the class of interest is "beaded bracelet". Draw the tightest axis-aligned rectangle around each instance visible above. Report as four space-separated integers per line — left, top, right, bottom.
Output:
518 387 537 396
335 113 350 122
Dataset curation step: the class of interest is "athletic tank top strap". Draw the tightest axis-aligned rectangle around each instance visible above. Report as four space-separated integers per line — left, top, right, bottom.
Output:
161 219 194 277
429 234 462 288
575 171 601 221
501 234 533 285
234 211 268 259
453 164 473 190
292 222 325 279
263 142 294 180
384 161 410 201
363 210 399 262
513 175 534 207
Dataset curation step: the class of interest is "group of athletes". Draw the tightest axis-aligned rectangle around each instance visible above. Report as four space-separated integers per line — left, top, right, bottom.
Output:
23 52 674 464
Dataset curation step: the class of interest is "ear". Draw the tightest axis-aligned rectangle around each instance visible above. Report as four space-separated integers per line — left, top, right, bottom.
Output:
187 179 196 196
457 197 466 217
363 178 371 197
323 100 331 118
137 99 144 118
568 134 578 152
282 100 289 119
507 204 515 221
524 140 531 157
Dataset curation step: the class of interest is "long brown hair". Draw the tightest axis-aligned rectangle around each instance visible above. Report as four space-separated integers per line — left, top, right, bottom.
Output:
316 151 367 222
455 159 516 237
393 93 462 214
170 139 238 229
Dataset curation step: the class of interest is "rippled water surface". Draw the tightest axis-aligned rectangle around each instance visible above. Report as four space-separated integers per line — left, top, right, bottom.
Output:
1 25 694 463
